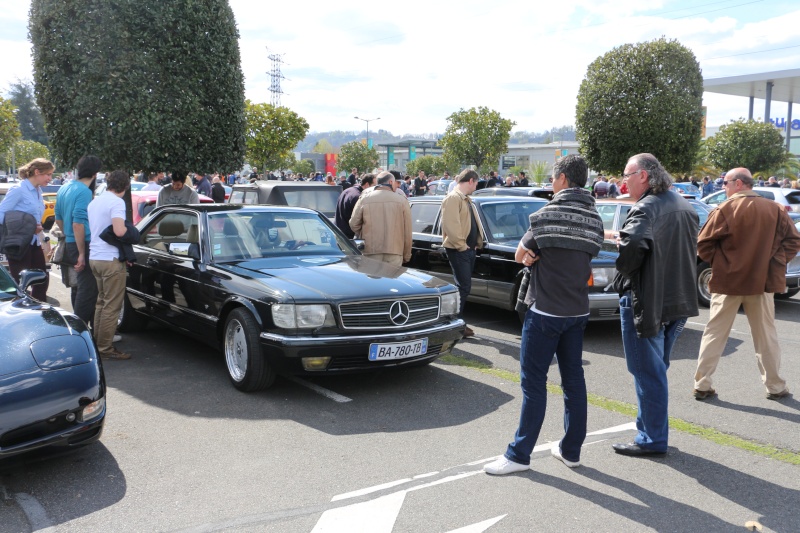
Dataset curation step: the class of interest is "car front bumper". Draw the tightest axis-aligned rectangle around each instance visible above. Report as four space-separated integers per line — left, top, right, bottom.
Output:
259 319 465 373
588 291 621 321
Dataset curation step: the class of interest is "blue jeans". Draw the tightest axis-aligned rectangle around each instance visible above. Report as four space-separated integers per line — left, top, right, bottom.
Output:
620 294 686 452
505 310 589 465
447 248 476 316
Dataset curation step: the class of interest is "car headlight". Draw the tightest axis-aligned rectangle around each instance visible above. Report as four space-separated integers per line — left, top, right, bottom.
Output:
441 292 460 316
78 397 105 422
272 304 335 328
590 267 616 287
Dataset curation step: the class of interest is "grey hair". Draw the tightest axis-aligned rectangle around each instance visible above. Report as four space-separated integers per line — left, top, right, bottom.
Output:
629 153 673 195
376 170 394 185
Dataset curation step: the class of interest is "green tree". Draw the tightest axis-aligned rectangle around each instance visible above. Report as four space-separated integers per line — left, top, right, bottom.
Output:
245 101 309 172
0 97 21 158
292 158 316 176
312 139 335 154
1 140 50 169
575 37 703 174
337 141 379 175
405 154 456 177
29 0 246 173
439 106 515 172
705 119 788 174
6 80 48 146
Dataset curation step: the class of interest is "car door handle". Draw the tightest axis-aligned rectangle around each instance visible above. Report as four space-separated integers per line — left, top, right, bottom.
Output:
147 257 160 267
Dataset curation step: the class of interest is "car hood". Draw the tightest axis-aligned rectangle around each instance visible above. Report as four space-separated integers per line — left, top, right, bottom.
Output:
0 299 93 377
226 255 452 302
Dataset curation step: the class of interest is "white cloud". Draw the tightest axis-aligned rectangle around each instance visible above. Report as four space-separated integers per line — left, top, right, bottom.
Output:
4 0 800 134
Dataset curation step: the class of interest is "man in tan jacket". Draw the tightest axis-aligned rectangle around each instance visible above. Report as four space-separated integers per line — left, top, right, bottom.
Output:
349 171 411 266
694 167 800 401
441 169 484 337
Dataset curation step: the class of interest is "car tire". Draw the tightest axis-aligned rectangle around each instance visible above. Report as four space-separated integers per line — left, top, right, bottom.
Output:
117 293 148 332
775 289 800 300
697 261 712 308
224 308 275 392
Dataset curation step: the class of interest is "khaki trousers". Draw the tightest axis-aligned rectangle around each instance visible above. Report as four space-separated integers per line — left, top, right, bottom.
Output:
364 253 403 266
695 293 787 394
90 259 126 355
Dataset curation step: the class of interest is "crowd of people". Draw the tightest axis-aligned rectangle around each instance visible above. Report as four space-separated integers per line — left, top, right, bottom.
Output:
2 153 799 458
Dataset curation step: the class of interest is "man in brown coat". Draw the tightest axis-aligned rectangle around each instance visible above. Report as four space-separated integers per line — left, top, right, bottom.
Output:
694 167 800 401
349 171 412 266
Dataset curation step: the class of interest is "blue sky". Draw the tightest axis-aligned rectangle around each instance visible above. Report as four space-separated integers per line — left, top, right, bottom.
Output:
2 0 798 134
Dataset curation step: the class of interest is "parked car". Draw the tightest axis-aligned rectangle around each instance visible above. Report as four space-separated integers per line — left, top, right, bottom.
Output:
228 181 341 220
702 187 800 213
0 266 106 458
131 190 214 224
670 182 702 199
473 186 555 201
118 204 464 391
405 196 621 320
425 180 453 196
595 197 799 305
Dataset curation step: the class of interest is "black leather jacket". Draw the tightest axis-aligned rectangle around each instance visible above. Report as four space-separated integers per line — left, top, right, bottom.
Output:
612 190 699 337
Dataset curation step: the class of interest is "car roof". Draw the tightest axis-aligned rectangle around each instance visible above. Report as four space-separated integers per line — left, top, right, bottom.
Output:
153 204 321 214
409 195 548 205
232 180 342 191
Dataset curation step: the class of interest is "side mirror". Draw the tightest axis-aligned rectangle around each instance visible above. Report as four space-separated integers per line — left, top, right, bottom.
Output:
352 238 366 251
169 242 201 261
19 269 48 294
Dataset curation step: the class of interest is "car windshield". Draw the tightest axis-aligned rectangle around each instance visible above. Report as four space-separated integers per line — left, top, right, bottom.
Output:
0 266 18 300
481 200 547 245
208 211 356 262
281 189 339 217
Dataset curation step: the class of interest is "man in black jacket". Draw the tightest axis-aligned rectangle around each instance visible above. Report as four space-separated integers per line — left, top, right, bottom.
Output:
334 173 374 238
611 153 699 457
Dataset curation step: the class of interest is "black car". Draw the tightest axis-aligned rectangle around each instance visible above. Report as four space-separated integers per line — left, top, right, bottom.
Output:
0 267 106 459
472 186 555 201
119 204 464 391
228 180 342 219
405 196 621 320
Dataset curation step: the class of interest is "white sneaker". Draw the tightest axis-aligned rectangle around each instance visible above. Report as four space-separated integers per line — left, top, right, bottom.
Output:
551 446 580 468
483 456 529 475
113 334 122 343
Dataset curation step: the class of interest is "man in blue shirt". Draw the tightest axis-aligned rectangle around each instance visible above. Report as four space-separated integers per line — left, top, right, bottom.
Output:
55 155 100 327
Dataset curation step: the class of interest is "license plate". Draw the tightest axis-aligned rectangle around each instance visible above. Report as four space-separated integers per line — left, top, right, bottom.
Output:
0 252 6 264
369 338 428 361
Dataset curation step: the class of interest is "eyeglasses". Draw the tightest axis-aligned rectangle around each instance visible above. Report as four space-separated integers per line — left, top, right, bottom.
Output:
723 179 739 186
622 169 644 179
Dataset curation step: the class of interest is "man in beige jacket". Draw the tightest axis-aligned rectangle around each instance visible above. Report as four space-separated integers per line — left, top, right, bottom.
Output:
441 169 484 337
694 167 800 401
349 171 412 266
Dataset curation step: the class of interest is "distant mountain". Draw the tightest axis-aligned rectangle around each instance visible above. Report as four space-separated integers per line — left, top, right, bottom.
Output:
294 125 575 151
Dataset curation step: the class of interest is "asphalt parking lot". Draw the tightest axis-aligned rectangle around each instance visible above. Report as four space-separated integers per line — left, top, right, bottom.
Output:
1 272 798 532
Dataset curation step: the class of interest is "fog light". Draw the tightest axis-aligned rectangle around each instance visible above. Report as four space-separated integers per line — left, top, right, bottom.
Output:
302 356 331 371
66 413 76 422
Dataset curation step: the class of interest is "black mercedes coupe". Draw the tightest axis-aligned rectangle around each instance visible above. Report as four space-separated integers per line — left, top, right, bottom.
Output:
0 267 106 459
119 204 465 392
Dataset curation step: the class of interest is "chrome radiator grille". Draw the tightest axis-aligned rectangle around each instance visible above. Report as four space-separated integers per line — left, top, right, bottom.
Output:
339 297 440 329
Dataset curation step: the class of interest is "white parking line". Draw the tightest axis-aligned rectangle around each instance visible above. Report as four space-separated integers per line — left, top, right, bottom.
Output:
316 422 637 532
14 492 56 532
288 377 353 403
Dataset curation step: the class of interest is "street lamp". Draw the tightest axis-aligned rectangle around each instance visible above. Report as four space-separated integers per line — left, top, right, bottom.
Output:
354 116 380 148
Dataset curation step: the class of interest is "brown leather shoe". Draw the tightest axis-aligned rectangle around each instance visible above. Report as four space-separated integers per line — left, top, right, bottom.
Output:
101 348 131 360
766 389 791 400
463 326 475 338
693 388 716 400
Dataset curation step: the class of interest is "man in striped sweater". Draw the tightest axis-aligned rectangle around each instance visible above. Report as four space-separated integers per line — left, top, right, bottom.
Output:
485 154 604 475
